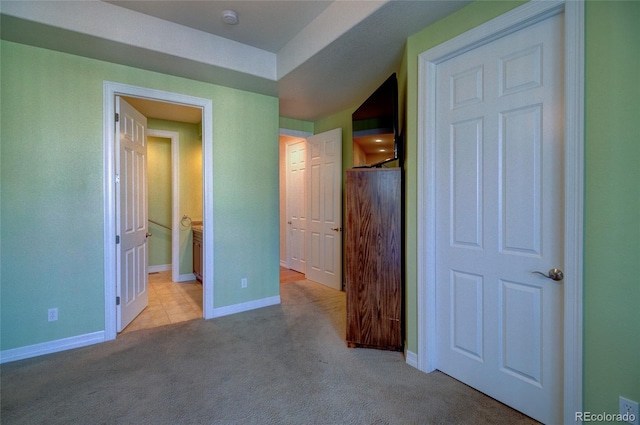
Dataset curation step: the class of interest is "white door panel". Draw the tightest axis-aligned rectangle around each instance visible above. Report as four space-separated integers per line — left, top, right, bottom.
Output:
435 14 564 424
286 140 307 273
306 128 342 290
116 96 149 332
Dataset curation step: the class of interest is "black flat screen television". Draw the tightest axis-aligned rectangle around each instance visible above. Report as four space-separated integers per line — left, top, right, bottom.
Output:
352 73 400 168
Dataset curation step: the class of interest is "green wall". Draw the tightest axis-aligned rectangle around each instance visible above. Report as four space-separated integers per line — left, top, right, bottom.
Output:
147 119 203 275
583 0 640 416
0 40 280 350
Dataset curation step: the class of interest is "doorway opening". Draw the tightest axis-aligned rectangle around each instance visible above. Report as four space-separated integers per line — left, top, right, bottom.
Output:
278 128 343 291
280 133 308 276
103 82 214 341
121 106 202 334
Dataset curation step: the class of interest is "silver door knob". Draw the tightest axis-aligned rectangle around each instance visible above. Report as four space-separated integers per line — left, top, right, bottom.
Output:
146 232 153 238
532 268 563 281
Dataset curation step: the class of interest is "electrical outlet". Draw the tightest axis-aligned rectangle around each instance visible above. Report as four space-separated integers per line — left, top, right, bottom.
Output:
620 396 639 425
241 278 247 288
48 308 58 322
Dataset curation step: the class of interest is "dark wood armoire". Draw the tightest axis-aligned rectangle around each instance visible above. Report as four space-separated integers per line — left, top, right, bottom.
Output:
345 167 402 351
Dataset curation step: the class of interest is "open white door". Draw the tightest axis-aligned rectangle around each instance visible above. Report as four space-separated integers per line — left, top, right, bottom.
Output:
116 96 149 332
433 14 564 423
306 128 342 290
286 139 307 273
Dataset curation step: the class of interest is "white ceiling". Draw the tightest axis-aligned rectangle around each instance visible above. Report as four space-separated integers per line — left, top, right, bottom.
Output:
106 1 336 53
0 0 471 121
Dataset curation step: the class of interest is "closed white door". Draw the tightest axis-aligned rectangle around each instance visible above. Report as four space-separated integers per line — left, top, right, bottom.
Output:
306 128 342 290
116 96 149 332
434 14 564 424
286 139 307 273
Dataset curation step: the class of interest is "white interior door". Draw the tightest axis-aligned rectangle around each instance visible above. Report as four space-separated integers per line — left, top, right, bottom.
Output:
116 96 149 332
434 14 564 424
306 128 342 290
286 139 307 273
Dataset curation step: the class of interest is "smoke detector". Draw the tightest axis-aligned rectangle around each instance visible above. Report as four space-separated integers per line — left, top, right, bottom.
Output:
221 10 239 25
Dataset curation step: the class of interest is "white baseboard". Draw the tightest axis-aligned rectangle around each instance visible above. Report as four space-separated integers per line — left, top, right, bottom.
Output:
212 295 281 318
280 260 288 268
149 264 171 273
0 295 279 364
0 331 105 364
1 295 279 363
405 349 418 369
177 273 197 282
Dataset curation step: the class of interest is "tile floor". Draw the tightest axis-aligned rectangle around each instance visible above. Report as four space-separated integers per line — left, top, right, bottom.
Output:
280 266 305 284
121 267 306 334
121 271 203 334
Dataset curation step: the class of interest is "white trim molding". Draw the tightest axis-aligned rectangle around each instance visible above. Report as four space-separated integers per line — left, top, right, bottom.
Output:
416 1 584 424
212 296 281 318
562 1 585 422
405 350 418 369
148 264 171 273
177 273 198 283
0 332 105 364
104 82 215 342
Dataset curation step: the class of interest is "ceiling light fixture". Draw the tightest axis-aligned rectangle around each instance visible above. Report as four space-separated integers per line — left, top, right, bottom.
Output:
221 9 239 25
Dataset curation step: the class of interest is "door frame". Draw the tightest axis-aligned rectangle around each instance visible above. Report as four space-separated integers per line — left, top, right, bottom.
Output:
104 81 214 340
146 129 182 283
416 1 584 423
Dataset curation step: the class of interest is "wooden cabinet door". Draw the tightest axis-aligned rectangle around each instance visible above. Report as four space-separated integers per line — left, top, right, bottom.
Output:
346 168 402 350
193 230 203 283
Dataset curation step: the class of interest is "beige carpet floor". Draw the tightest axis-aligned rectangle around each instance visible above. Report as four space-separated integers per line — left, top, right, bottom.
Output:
0 279 538 424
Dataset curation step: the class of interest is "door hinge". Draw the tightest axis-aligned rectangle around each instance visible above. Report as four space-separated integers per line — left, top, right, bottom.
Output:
116 235 120 244
116 296 120 306
115 112 119 122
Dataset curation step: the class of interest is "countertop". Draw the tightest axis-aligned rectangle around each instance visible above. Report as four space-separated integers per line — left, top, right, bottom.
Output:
191 220 203 234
